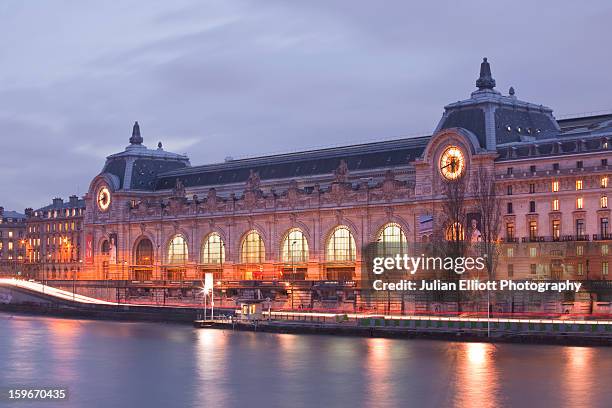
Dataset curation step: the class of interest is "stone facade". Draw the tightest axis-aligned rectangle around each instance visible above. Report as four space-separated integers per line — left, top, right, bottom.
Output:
24 196 85 279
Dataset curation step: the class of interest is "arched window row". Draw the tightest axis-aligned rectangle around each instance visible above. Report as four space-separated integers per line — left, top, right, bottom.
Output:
132 223 410 265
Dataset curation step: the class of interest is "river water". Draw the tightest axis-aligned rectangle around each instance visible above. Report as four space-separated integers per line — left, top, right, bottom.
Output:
1 313 611 408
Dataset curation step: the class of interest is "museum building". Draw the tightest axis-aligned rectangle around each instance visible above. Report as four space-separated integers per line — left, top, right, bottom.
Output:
79 59 610 289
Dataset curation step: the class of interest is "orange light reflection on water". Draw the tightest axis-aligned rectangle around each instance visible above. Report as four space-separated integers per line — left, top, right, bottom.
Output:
563 346 595 408
454 342 499 408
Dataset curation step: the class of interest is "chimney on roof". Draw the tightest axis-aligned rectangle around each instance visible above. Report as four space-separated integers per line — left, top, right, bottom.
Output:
129 121 143 145
0 206 3 216
52 197 64 207
476 57 496 90
25 208 33 217
69 195 79 205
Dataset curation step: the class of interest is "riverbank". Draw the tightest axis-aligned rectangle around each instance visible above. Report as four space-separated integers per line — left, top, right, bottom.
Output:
2 302 611 347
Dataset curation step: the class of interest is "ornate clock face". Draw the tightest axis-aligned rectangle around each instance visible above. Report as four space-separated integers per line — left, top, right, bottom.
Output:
439 146 465 180
97 186 111 211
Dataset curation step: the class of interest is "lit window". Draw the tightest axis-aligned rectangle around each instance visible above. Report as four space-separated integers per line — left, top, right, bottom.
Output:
576 245 584 256
135 238 154 265
529 247 537 257
241 230 265 264
445 222 465 241
281 228 309 264
8 242 13 250
552 199 559 211
201 233 225 265
576 197 583 209
552 180 559 192
602 176 609 188
576 180 583 190
507 247 514 257
167 235 188 264
577 263 583 275
602 245 609 256
529 220 538 240
326 226 356 262
552 220 561 239
377 223 408 257
602 196 608 209
604 262 609 276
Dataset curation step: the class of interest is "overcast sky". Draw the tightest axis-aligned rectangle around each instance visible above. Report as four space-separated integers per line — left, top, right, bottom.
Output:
1 0 611 211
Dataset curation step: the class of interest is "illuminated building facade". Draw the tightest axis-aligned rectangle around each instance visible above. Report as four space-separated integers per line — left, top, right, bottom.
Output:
0 207 26 275
71 60 612 303
24 196 85 280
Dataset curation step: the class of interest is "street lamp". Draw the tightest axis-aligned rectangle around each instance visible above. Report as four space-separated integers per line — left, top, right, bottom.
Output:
291 240 298 281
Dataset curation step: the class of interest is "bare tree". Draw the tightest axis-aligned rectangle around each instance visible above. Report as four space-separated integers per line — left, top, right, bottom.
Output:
437 175 468 313
440 175 468 278
471 166 502 280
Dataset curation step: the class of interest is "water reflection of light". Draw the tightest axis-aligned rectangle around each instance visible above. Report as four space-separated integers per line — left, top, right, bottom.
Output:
365 338 394 408
563 347 594 408
454 342 498 408
46 318 84 382
466 342 487 365
194 330 228 407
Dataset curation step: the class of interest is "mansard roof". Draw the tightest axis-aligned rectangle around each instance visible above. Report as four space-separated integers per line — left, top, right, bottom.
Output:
1 210 26 220
155 136 430 190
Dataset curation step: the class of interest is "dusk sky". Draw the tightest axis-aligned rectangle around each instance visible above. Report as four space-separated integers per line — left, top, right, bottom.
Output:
1 0 611 211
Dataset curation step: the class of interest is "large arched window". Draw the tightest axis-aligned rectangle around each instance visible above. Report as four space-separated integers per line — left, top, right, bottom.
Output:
326 226 356 262
281 228 309 263
168 235 188 264
377 223 408 257
241 230 265 264
201 233 225 265
135 238 154 265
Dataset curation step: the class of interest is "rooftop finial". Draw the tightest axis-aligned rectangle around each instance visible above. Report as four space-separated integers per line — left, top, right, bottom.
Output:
476 57 496 90
509 86 515 96
129 121 143 145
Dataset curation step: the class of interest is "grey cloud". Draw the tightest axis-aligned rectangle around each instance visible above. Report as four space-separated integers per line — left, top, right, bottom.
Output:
1 0 611 211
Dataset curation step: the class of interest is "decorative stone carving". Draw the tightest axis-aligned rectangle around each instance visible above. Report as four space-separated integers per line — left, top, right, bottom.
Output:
205 188 218 212
335 209 343 225
287 180 300 208
173 178 185 198
382 170 397 200
329 182 350 205
246 170 261 191
334 160 349 183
